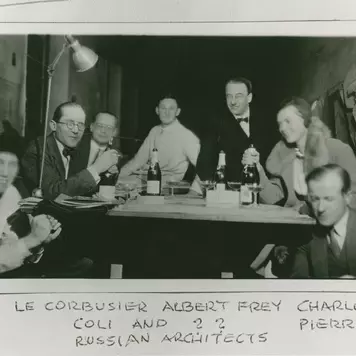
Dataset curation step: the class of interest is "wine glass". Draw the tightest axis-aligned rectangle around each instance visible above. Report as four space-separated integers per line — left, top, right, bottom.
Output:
200 180 216 198
248 184 263 207
166 176 177 196
116 181 138 202
227 181 242 192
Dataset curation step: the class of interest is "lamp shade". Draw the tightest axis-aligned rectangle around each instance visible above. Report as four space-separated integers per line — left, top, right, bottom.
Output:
66 36 99 72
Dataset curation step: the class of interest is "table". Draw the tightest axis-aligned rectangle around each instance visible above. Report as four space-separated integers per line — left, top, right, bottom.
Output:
105 196 314 278
109 196 314 225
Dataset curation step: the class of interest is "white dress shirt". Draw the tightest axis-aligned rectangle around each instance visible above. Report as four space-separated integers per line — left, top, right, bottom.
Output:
55 138 101 184
55 139 70 179
120 119 200 184
88 139 107 167
234 107 250 137
328 209 349 250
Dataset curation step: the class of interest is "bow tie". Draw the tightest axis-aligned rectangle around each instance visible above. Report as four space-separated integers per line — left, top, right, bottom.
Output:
237 117 249 123
62 147 75 158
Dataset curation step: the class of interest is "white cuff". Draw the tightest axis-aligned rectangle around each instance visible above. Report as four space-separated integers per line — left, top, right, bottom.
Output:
87 166 101 184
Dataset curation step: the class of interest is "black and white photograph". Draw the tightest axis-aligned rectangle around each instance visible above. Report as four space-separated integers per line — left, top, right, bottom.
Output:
1 34 356 280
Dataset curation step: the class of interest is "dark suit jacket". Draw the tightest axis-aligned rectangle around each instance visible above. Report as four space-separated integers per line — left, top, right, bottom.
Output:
291 209 356 278
196 107 273 182
71 132 122 174
21 132 97 200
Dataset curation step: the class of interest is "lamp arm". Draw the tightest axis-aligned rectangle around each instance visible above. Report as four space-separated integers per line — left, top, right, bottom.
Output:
38 44 68 190
47 43 68 74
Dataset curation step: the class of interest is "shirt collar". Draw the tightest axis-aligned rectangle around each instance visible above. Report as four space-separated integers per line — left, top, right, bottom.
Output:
333 209 349 238
160 118 180 132
90 138 107 151
234 107 250 120
55 139 65 156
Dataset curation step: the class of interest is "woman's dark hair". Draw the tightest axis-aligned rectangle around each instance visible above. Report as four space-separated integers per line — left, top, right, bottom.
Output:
279 97 313 127
0 120 24 159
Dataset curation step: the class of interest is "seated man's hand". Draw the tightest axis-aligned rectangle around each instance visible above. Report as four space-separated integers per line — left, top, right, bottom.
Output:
93 149 120 174
29 214 61 246
274 245 289 265
107 165 119 175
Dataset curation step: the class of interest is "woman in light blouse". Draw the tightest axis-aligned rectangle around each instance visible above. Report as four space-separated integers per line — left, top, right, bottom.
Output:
244 97 356 276
244 96 356 209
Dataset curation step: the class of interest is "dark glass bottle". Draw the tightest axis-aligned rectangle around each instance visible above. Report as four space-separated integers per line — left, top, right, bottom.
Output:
240 144 260 205
146 148 161 196
99 141 119 188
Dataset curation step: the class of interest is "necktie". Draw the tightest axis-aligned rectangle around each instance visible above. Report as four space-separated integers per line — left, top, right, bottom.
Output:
93 148 105 164
329 228 341 258
237 117 249 123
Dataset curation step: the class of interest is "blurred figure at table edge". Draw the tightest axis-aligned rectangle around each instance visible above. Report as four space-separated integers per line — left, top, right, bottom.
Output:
190 76 274 194
0 138 62 275
291 164 356 279
21 102 120 200
119 93 200 189
246 97 356 277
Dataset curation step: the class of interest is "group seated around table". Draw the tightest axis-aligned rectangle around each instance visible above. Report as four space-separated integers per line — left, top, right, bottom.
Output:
5 81 356 279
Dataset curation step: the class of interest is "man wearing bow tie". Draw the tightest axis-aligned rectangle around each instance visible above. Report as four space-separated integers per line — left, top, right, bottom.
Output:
188 77 274 278
21 102 119 200
192 77 271 191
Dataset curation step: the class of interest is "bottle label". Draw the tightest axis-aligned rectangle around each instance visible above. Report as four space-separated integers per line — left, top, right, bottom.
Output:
240 185 253 204
147 181 160 195
216 183 226 192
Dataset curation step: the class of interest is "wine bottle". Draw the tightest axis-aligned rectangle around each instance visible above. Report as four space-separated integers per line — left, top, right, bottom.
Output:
98 139 119 199
147 148 162 196
215 150 226 192
99 139 119 187
240 144 260 206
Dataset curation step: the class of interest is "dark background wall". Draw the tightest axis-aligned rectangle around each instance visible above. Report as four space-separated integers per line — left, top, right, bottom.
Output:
5 35 355 155
99 36 303 153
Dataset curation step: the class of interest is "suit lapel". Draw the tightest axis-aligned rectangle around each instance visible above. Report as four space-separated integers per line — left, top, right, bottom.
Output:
345 209 356 275
310 230 329 278
69 133 91 176
47 133 66 179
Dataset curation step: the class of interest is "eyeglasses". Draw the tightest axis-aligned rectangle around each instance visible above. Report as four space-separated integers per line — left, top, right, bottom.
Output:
94 123 115 131
57 120 86 131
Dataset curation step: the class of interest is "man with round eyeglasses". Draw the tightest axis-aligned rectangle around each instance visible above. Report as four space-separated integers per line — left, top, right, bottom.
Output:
70 111 122 187
21 102 120 200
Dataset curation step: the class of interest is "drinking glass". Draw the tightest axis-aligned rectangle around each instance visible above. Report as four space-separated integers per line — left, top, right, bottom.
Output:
248 184 263 207
227 181 242 192
117 181 138 202
166 176 177 196
200 180 216 198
